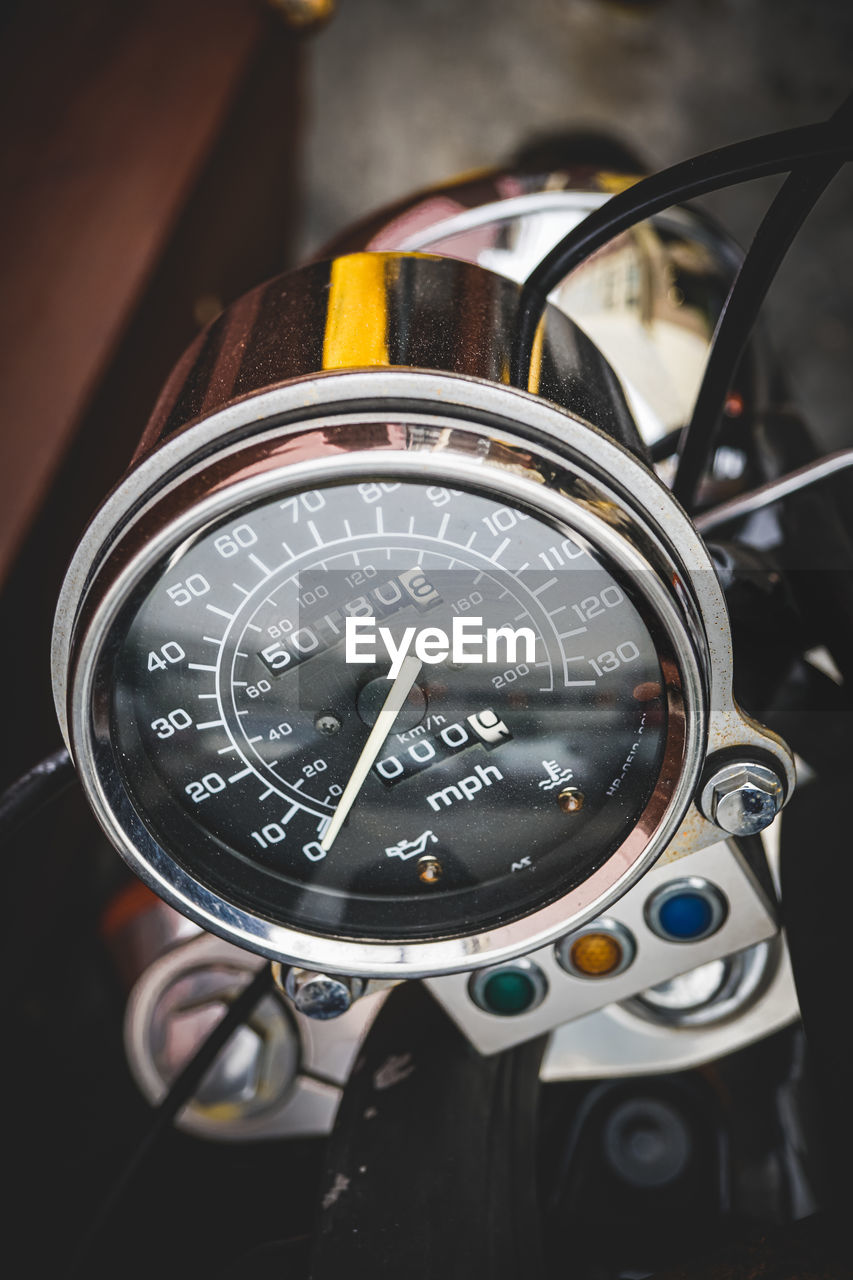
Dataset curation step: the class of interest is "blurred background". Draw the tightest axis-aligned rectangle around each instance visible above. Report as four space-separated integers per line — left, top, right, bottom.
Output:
0 0 851 780
302 0 853 446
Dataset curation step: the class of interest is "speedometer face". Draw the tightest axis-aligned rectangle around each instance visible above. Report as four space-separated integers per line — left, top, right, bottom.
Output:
110 478 672 941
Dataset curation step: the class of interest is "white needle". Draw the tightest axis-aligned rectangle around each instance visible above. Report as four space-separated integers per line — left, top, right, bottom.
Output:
320 655 423 852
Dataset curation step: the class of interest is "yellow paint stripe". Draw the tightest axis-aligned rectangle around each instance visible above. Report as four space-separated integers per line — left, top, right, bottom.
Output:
527 316 545 395
322 254 390 369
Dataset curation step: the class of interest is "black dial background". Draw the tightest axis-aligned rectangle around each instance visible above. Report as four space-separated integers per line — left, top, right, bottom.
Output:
108 477 674 941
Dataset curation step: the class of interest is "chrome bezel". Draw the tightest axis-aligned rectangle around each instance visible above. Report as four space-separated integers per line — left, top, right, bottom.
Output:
56 370 730 979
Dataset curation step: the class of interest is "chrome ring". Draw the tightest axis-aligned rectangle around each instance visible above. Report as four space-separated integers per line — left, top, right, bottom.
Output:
62 397 708 978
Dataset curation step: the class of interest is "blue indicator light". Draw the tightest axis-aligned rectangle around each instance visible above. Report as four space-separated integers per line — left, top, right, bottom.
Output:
657 892 713 940
645 878 727 943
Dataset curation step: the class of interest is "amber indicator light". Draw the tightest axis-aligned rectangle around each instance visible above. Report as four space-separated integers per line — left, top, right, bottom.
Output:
569 931 625 977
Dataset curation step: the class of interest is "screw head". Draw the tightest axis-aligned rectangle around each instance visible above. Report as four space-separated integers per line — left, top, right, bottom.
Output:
278 967 365 1020
558 787 585 813
314 712 342 736
418 854 443 885
700 761 784 836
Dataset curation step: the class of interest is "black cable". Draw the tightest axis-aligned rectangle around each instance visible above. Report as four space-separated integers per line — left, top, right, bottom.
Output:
510 117 853 390
68 961 276 1277
0 747 77 840
673 92 853 510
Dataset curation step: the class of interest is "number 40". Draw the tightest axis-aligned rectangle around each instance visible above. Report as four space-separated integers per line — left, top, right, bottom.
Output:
147 641 186 672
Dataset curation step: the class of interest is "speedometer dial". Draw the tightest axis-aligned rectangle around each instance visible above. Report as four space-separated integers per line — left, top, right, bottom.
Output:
111 479 670 941
57 372 736 976
54 257 794 978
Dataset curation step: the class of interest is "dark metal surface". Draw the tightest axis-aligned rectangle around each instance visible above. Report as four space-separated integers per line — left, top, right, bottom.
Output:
309 982 546 1280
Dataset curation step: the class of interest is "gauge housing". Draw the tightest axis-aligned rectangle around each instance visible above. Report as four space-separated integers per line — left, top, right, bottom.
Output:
54 254 794 978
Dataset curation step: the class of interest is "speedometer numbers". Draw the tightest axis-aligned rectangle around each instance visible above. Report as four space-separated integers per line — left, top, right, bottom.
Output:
112 480 668 941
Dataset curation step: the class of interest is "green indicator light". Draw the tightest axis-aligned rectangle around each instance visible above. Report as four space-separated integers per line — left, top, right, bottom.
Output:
482 970 536 1016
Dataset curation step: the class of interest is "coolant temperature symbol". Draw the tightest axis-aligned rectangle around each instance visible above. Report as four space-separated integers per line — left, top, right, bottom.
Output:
538 760 574 791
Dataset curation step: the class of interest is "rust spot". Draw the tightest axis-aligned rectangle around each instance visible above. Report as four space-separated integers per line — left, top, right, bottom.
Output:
633 681 662 702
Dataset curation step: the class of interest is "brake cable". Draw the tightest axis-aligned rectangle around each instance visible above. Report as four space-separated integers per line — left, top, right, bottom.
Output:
673 90 853 510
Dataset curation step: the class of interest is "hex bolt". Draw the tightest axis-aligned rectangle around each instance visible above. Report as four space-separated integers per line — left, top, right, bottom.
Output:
275 966 366 1020
699 760 785 836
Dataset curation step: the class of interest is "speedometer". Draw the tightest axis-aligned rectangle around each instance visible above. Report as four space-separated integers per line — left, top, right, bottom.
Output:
111 476 675 944
53 253 793 976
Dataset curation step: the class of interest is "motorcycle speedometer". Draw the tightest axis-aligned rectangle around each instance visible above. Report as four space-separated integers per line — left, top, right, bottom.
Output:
54 254 792 977
107 469 680 940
